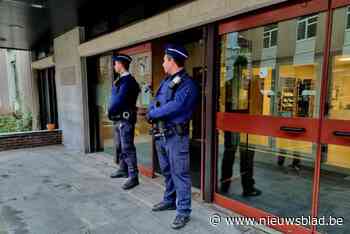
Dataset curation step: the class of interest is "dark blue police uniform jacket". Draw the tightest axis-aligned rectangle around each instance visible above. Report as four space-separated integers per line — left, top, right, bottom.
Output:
108 73 140 178
108 73 140 118
148 69 198 125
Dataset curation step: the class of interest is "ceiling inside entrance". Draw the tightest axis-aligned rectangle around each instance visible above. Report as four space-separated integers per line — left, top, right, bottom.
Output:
0 0 50 50
0 0 193 51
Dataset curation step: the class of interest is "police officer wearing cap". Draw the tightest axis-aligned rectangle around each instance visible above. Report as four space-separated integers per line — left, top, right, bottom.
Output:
108 53 141 190
146 44 199 229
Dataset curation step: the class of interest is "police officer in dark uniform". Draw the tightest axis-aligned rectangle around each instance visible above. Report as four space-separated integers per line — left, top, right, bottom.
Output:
108 53 141 190
146 44 199 229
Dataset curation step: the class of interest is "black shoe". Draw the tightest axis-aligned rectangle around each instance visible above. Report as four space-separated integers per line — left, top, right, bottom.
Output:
122 177 139 190
277 156 285 166
242 188 262 197
289 163 301 171
220 181 231 193
152 201 176 212
171 215 190 229
110 169 128 178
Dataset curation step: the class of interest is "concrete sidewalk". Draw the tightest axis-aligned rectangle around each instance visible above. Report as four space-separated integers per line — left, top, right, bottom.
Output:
0 146 274 234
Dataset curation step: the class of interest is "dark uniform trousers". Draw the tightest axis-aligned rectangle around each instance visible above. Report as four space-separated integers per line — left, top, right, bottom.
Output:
221 132 255 192
114 119 138 178
155 132 192 217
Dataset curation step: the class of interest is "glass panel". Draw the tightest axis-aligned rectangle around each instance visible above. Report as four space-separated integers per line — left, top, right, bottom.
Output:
318 6 350 233
129 52 153 168
318 144 350 234
307 22 317 38
263 37 270 49
219 12 325 118
216 130 315 221
297 21 307 40
263 24 278 49
271 30 278 47
185 41 204 189
96 55 114 155
189 67 204 189
328 6 350 120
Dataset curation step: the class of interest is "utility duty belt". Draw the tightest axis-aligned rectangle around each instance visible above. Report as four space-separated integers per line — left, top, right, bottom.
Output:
110 111 136 122
150 122 189 138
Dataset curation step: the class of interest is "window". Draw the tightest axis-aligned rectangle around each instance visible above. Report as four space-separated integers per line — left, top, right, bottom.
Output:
297 15 318 40
220 14 324 118
263 24 278 48
217 11 327 227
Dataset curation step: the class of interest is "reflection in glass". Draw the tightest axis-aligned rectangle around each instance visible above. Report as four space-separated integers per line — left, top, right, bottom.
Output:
219 13 324 168
318 144 350 234
328 6 350 121
217 130 315 219
129 52 153 168
96 55 114 155
219 15 324 118
218 13 326 222
319 6 350 234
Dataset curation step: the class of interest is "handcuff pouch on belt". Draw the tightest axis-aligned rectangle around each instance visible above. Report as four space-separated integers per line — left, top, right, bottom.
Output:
110 110 136 123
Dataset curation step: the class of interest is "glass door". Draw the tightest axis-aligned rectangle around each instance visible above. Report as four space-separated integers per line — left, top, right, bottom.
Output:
118 43 154 177
318 2 350 233
214 1 328 233
95 54 115 155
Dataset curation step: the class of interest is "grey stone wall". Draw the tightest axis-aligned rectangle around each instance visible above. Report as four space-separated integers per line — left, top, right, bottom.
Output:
78 0 287 57
54 27 89 152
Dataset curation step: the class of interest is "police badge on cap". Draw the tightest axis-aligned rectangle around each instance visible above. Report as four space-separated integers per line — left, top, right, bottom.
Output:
165 44 189 61
112 53 132 64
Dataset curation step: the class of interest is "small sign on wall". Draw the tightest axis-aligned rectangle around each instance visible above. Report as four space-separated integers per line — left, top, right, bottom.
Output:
61 66 76 86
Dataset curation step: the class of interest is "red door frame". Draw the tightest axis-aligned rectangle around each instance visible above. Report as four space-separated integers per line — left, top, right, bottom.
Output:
214 0 343 233
311 1 332 233
117 42 155 178
332 0 350 8
317 2 350 233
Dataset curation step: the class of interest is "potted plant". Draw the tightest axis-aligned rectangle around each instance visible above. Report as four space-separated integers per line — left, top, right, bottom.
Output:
46 114 55 131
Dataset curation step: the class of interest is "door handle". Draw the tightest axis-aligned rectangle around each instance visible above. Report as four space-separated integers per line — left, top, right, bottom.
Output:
280 126 306 133
333 131 350 137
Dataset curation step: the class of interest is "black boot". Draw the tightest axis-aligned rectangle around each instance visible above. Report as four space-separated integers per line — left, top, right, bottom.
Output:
122 177 139 190
171 215 190 229
242 187 262 197
110 169 128 178
152 201 176 212
220 181 231 193
277 156 285 166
